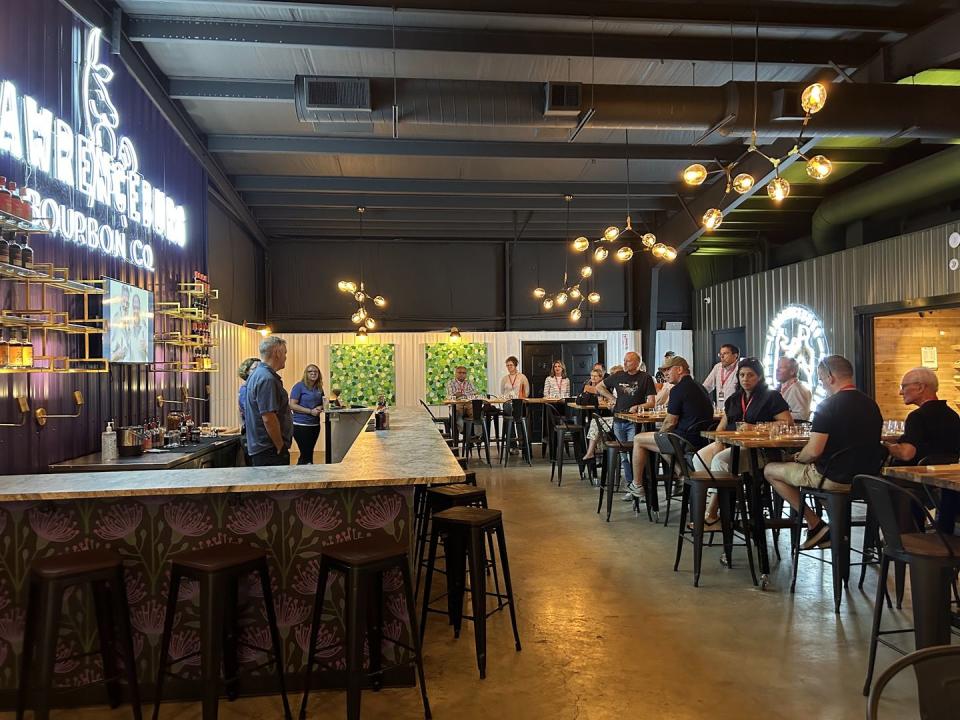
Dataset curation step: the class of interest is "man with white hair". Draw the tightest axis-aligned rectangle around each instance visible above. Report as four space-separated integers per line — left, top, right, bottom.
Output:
776 356 812 421
243 335 293 466
885 367 960 533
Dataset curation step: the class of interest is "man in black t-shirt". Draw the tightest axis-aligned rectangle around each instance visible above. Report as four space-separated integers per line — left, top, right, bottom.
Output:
886 367 960 533
597 352 657 493
765 355 883 550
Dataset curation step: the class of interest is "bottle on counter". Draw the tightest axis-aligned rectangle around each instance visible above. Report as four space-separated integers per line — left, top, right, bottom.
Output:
6 232 21 267
6 331 21 368
0 330 8 367
20 330 32 368
18 188 32 223
0 233 9 265
19 234 32 269
0 177 10 216
6 182 21 220
102 421 118 461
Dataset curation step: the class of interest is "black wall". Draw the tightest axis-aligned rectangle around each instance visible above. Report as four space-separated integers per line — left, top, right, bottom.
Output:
208 194 266 326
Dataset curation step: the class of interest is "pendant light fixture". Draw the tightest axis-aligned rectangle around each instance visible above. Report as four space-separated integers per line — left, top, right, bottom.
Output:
337 207 388 333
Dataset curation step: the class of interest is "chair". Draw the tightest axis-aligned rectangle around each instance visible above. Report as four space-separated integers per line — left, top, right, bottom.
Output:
858 474 960 695
668 433 757 588
500 399 532 467
544 402 587 486
867 644 960 720
481 397 503 457
654 432 681 526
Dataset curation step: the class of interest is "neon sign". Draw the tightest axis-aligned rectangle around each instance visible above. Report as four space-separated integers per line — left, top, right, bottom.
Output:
0 29 188 271
763 304 830 410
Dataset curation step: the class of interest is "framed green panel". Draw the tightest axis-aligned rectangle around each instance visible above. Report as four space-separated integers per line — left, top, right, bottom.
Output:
329 344 397 406
425 342 488 403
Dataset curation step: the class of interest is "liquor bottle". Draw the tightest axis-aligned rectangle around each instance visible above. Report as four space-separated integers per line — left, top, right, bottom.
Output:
6 233 21 267
19 234 32 269
0 329 8 367
20 330 33 368
0 233 9 265
6 182 21 220
6 330 21 368
0 177 10 215
18 188 32 222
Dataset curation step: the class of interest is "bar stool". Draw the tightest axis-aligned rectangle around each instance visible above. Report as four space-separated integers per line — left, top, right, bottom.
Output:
17 549 142 720
500 400 532 467
597 439 633 522
420 507 521 679
299 536 430 720
668 434 757 587
544 403 587 487
153 544 292 720
482 402 503 457
460 400 492 467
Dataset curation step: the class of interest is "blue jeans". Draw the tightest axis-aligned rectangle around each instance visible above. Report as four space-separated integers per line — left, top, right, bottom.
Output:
613 419 636 485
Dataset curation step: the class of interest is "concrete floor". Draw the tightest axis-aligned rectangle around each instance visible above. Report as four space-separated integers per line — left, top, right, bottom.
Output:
5 460 925 719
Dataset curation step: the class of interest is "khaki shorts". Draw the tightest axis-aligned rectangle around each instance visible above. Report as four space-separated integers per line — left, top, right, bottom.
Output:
780 462 850 492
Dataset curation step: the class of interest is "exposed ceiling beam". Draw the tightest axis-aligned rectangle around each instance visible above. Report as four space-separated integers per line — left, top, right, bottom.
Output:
128 16 876 68
169 78 294 101
244 192 678 211
210 135 740 162
251 206 669 221
856 10 960 82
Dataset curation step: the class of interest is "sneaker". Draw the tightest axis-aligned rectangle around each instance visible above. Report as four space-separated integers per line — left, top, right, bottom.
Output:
621 482 639 501
629 483 645 498
800 521 830 551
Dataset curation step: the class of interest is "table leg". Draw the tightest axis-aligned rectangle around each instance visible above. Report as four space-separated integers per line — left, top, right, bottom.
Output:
909 559 953 648
744 447 771 578
449 404 459 449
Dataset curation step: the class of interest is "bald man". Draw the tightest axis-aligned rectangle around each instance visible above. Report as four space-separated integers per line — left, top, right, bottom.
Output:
597 351 656 494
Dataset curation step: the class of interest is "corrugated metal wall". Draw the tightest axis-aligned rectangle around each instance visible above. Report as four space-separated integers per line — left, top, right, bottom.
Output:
692 221 960 378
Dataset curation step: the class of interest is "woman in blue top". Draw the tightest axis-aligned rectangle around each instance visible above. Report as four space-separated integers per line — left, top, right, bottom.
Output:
290 364 325 464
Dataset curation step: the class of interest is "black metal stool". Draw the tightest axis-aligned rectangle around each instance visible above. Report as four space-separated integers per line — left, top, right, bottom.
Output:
597 439 633 521
413 472 477 577
299 537 430 720
544 403 587 486
461 400 492 467
17 549 142 720
420 507 521 679
153 545 292 720
500 400 532 467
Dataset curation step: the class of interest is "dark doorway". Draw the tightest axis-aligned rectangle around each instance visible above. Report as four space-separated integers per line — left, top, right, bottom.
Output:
711 326 748 362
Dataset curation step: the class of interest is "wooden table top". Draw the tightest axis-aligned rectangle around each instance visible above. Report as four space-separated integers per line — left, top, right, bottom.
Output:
882 464 960 491
616 411 723 424
523 397 571 404
568 403 612 411
442 397 508 405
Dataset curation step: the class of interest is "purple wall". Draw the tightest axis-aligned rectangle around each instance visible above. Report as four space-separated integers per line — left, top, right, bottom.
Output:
0 0 210 474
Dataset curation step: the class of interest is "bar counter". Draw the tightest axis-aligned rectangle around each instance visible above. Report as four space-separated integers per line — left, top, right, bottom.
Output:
48 436 242 473
0 406 461 707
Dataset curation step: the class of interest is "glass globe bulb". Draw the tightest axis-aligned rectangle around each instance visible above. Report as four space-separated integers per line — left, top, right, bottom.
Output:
594 246 609 262
587 292 601 304
344 281 357 294
732 173 755 194
641 232 657 248
572 236 590 252
580 265 593 279
603 226 620 242
543 297 555 310
533 287 546 299
806 154 832 180
365 317 375 330
702 208 723 231
663 246 678 261
570 307 582 321
357 306 367 321
616 246 634 262
337 280 349 292
354 291 366 302
682 163 708 186
351 312 362 325
555 292 568 306
651 243 667 259
569 286 582 300
801 82 827 114
373 295 386 307
767 176 791 202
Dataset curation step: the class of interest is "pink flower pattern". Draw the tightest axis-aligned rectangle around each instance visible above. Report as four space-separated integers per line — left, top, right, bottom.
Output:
295 496 342 531
93 504 143 540
238 626 272 664
226 497 274 535
387 594 409 624
0 609 26 646
356 495 402 530
55 640 80 674
28 507 79 543
383 619 404 643
294 623 342 659
268 593 311 628
382 568 403 593
163 501 212 537
169 630 201 667
130 599 172 636
125 572 147 605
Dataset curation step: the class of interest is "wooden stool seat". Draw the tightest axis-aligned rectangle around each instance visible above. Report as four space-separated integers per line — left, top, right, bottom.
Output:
171 544 266 573
432 506 502 527
687 471 740 486
900 533 960 558
428 485 487 501
31 548 122 578
602 440 633 451
322 536 408 566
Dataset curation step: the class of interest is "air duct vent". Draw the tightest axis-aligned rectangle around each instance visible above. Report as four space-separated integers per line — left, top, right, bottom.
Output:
295 76 371 122
769 88 806 121
544 82 582 117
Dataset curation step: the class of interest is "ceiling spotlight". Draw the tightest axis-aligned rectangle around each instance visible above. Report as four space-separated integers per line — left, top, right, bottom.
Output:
533 287 546 299
594 246 609 262
543 297 555 310
767 176 791 202
801 83 827 115
570 307 582 321
587 292 601 304
580 265 593 279
258 326 272 338
641 232 657 248
573 236 590 252
569 286 582 300
732 173 755 194
603 226 620 242
373 295 386 307
556 291 568 306
702 208 724 231
682 163 708 186
364 317 375 330
616 246 634 261
806 154 833 180
449 326 462 343
356 327 369 343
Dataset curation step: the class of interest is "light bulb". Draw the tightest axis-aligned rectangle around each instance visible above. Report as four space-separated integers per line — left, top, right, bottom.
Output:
641 232 657 248
351 312 362 325
732 173 755 194
806 154 832 180
344 281 357 294
663 246 678 261
573 236 590 252
356 306 367 321
354 291 366 302
356 327 368 343
373 295 386 307
587 292 601 304
365 317 375 330
337 280 350 292
580 265 593 279
683 163 708 186
603 226 620 242
533 287 546 299
449 327 462 343
569 286 581 300
543 297 555 310
616 246 634 261
556 291 568 306
767 176 790 202
570 307 582 321
801 82 827 114
651 243 667 259
702 208 723 231
594 246 609 262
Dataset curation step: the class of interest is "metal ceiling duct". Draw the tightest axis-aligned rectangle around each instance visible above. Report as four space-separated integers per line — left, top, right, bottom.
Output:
293 76 960 139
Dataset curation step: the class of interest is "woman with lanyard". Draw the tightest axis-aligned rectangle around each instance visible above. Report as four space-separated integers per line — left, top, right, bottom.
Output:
500 356 530 400
290 364 325 465
543 360 570 399
692 357 793 530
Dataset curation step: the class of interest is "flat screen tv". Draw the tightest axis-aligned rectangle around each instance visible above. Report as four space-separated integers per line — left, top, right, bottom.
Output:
103 278 154 363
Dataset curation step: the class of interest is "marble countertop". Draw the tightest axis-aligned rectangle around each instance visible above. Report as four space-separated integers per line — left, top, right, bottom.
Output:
49 436 241 472
0 407 464 501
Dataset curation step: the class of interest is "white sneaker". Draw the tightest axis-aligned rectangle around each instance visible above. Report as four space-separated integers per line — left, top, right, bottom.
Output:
621 482 639 501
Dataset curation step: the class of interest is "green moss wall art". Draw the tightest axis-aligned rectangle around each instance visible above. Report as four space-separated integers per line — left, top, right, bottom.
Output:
425 342 489 403
329 344 397 406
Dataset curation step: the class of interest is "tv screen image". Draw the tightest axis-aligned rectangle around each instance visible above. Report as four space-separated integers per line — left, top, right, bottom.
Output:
103 279 154 363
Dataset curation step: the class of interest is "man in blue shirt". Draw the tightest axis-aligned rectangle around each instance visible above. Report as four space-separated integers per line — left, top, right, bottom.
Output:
244 335 293 466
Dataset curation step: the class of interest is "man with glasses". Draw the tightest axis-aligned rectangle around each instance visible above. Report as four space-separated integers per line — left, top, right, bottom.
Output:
703 344 741 408
885 367 960 533
764 355 882 550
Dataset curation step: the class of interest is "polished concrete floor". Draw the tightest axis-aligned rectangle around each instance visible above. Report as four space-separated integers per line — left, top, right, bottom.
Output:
5 459 924 719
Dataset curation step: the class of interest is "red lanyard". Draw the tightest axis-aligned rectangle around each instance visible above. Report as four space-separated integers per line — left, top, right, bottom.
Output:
553 376 563 393
508 373 518 388
719 365 735 389
740 393 754 419
780 379 796 393
837 384 856 393
455 380 466 394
